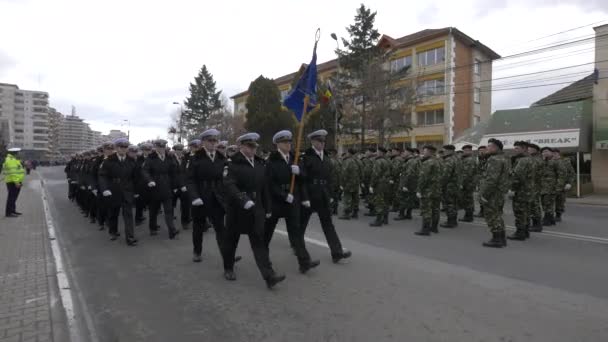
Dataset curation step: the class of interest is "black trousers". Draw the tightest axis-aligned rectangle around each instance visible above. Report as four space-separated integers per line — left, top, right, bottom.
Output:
224 229 274 279
107 199 135 240
5 183 21 216
135 195 147 220
149 197 176 235
191 204 225 257
68 183 77 200
96 193 108 226
264 209 311 267
88 191 97 219
300 205 343 257
172 190 191 224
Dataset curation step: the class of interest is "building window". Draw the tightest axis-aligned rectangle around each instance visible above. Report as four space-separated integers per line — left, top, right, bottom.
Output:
390 55 412 73
33 135 47 141
33 107 47 113
33 121 48 127
33 129 47 134
416 109 444 126
15 129 24 133
33 143 47 148
15 92 23 97
14 121 24 126
417 78 445 96
14 106 24 111
417 47 445 67
15 99 24 104
474 88 481 103
474 59 481 75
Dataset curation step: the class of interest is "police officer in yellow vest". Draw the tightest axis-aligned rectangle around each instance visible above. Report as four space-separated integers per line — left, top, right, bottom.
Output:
2 148 26 217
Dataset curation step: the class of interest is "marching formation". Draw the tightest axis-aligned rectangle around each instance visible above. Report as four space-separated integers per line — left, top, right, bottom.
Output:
63 129 352 289
63 126 575 287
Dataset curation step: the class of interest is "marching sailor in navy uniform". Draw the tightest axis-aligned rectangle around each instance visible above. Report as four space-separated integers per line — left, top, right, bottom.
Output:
171 143 192 231
299 129 352 263
222 133 285 289
186 129 230 264
98 138 138 246
264 130 320 273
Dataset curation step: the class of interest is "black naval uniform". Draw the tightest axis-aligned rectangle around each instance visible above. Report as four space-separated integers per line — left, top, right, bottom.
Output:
186 148 228 259
134 154 149 224
98 153 138 244
264 150 316 272
223 152 279 284
91 154 107 229
300 147 350 262
171 153 191 229
65 159 79 201
142 151 179 238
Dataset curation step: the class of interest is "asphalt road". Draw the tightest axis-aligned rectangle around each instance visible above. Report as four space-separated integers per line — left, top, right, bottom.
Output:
39 166 608 342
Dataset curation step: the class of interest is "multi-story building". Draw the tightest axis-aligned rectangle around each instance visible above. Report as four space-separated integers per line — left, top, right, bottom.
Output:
231 27 499 147
0 83 50 160
107 129 128 141
47 107 64 160
58 114 91 156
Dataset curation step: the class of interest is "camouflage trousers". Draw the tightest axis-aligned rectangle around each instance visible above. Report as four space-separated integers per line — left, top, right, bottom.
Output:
541 194 555 216
397 190 417 211
555 191 567 215
529 191 542 221
442 189 459 220
512 192 531 229
371 186 391 215
387 186 396 209
342 189 360 214
483 195 505 233
460 188 475 214
420 195 440 227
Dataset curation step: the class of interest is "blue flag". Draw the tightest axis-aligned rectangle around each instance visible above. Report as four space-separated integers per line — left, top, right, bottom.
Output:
283 41 318 122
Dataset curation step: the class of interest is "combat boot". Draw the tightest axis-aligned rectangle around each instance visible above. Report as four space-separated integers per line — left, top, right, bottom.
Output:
459 210 474 222
364 210 376 217
440 217 458 228
265 273 286 289
394 209 407 221
369 215 383 227
500 231 508 247
383 213 389 225
529 218 543 232
507 227 527 241
351 210 359 219
542 213 552 226
431 217 439 233
482 232 503 248
339 211 351 220
415 222 431 236
404 208 413 219
555 212 562 222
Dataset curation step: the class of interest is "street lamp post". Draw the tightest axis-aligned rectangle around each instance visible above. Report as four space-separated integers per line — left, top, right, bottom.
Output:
172 102 183 143
123 119 130 141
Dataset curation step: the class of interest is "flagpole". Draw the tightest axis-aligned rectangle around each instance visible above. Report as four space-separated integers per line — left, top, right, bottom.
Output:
289 95 309 194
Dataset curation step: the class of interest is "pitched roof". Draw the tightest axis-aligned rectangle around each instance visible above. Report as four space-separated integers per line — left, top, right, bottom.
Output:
531 73 595 107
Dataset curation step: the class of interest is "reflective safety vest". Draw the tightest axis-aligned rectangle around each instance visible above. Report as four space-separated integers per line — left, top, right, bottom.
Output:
2 154 25 184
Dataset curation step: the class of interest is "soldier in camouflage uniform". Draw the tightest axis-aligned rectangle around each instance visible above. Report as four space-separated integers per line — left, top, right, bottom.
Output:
362 148 376 216
507 141 534 241
479 139 511 248
339 148 361 220
395 147 420 221
527 144 544 231
353 151 364 217
553 149 575 222
328 149 342 215
540 147 566 227
388 148 404 212
440 145 462 228
458 145 477 222
369 147 392 227
414 145 442 236
475 146 488 217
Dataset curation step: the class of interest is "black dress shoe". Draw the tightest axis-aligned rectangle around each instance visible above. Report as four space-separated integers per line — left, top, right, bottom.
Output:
13 211 22 216
235 256 242 263
150 230 158 236
126 238 138 246
265 273 286 289
224 270 237 281
332 250 352 263
299 259 321 274
110 234 118 241
5 213 19 218
192 254 202 262
169 229 180 240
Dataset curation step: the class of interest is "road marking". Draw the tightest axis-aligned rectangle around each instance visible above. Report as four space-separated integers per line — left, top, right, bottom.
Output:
40 178 100 342
275 229 329 248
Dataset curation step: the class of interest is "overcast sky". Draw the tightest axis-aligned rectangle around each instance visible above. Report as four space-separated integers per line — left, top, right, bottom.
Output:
1 0 607 143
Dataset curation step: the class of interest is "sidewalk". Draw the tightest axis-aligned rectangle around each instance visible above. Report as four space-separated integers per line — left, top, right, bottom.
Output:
569 193 608 206
0 173 67 342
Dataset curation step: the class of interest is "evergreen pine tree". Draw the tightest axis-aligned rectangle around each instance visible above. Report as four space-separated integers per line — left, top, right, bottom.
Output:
183 65 223 139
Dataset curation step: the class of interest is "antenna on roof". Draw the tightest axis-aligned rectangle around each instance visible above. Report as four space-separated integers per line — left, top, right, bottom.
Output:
71 105 76 116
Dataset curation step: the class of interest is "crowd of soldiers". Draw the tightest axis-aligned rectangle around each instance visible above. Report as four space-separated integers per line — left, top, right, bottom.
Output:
329 138 575 247
63 129 352 289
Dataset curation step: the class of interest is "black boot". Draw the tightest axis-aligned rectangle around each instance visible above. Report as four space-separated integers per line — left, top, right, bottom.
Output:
415 222 431 236
265 272 286 289
299 259 321 274
555 212 562 222
482 232 503 248
404 208 413 219
440 217 458 228
431 217 439 233
549 214 556 226
459 211 474 222
338 211 351 220
364 210 375 217
507 227 527 241
542 214 551 226
383 213 389 225
351 210 358 219
394 209 407 221
500 231 508 247
369 215 383 227
529 218 543 232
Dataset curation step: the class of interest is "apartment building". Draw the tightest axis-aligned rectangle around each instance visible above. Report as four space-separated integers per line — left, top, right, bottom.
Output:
230 27 499 147
58 114 92 156
0 83 50 159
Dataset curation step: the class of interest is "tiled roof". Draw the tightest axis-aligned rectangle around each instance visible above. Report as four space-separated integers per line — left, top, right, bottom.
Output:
531 73 595 107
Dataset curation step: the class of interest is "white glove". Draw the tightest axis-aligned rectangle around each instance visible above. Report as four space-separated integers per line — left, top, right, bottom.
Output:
340 186 344 191
330 198 334 204
148 181 156 187
192 198 204 206
265 213 272 218
480 196 488 204
564 184 572 191
507 190 514 199
102 190 112 197
286 194 294 203
291 165 300 175
416 192 421 199
302 201 311 208
369 187 374 194
402 187 408 192
181 186 187 192
87 185 92 190
92 189 98 196
80 186 85 190
389 180 394 184
71 181 78 184
67 178 71 181
134 194 140 198
244 200 255 210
